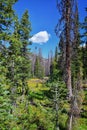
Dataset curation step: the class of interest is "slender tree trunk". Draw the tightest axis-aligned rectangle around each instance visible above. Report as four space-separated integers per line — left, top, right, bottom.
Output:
67 114 73 130
54 85 60 130
65 1 73 130
65 0 73 98
66 60 72 98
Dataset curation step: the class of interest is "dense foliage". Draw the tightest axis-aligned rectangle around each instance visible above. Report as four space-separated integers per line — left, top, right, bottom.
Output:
0 0 87 130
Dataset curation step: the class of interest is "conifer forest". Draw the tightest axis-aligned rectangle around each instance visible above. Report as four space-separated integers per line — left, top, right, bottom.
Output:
0 0 87 130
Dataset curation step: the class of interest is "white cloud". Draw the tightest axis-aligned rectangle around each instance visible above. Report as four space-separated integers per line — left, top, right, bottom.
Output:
29 31 50 44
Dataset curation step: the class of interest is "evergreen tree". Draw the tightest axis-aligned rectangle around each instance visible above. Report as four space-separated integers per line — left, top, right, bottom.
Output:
34 55 44 79
34 56 39 77
81 8 87 80
0 0 18 87
50 46 59 82
38 48 45 78
0 0 17 55
54 46 58 62
55 0 75 98
0 0 18 127
55 0 82 130
0 69 12 129
19 10 32 94
71 0 83 91
6 10 32 129
6 16 22 106
0 0 18 68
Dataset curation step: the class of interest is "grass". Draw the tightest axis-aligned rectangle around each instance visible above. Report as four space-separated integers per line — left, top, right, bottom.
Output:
27 78 49 92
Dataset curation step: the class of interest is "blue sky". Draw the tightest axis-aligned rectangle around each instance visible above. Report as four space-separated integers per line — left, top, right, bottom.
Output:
14 0 87 58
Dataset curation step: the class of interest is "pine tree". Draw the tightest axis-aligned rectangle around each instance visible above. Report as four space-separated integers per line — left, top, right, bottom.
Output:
49 46 59 82
54 46 58 62
55 0 82 130
0 0 18 86
19 10 32 94
34 55 44 78
55 0 74 98
0 0 18 68
34 56 39 77
6 16 23 107
6 10 32 129
0 1 18 128
38 48 45 78
71 0 82 91
0 70 12 129
34 48 45 78
81 8 87 80
0 0 17 50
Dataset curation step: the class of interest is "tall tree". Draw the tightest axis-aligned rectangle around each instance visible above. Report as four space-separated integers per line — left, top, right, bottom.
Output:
7 16 22 106
0 0 18 128
0 71 12 129
34 48 45 78
34 56 39 77
0 0 18 69
19 10 32 94
55 0 74 98
0 0 17 50
55 0 82 130
49 46 59 82
54 46 58 62
81 8 87 80
0 0 18 86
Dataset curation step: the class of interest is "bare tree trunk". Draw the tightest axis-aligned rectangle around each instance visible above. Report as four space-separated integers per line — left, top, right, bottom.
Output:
65 0 73 98
66 61 72 98
65 1 73 130
67 114 73 130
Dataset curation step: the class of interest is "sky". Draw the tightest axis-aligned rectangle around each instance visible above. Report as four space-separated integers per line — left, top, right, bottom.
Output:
14 0 87 58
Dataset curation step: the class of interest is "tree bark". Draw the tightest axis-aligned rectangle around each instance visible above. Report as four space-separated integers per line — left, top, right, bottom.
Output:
65 0 73 98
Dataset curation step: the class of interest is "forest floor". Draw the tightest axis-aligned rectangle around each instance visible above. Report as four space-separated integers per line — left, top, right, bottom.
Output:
28 77 49 92
27 78 87 130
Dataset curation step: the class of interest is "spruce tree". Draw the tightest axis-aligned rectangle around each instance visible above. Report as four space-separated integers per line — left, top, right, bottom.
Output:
0 0 17 48
71 0 82 90
34 56 39 77
55 0 74 98
55 0 81 130
54 46 58 62
6 16 22 106
0 0 18 128
81 8 87 80
0 70 12 130
19 10 32 94
6 10 32 129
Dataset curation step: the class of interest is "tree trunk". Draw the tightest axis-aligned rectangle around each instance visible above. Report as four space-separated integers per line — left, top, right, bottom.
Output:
67 114 73 130
65 0 73 98
67 95 80 130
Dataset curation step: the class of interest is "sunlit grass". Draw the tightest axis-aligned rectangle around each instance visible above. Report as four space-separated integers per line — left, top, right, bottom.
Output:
27 78 49 92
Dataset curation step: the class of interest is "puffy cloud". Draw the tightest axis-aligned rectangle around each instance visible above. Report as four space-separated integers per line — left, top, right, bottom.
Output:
29 31 50 44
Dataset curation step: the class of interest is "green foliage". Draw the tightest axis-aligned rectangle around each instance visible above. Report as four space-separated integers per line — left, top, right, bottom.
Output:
0 73 13 130
50 60 59 81
27 78 55 129
71 118 87 130
34 56 44 79
0 0 17 129
0 0 87 129
80 8 87 79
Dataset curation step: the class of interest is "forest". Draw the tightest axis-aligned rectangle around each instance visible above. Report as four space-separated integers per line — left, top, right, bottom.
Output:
0 0 87 130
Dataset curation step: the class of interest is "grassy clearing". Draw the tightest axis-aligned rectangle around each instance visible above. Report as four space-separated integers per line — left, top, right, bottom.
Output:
27 78 49 92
